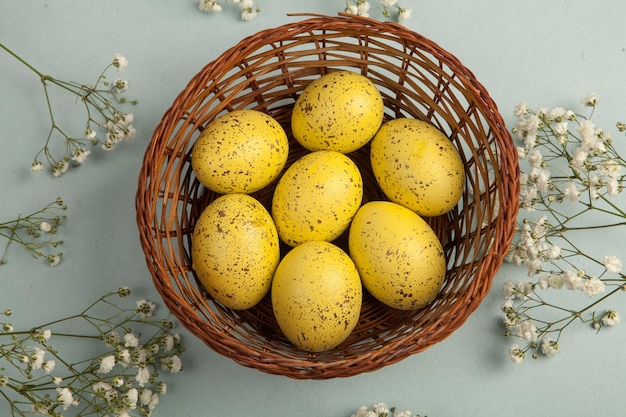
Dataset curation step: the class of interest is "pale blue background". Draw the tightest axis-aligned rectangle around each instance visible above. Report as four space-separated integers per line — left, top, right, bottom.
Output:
2 1 626 416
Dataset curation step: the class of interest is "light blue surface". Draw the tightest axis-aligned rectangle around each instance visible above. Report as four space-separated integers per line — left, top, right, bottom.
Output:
2 1 626 416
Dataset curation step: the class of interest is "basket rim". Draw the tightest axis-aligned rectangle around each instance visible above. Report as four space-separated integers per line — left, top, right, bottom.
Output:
135 13 520 379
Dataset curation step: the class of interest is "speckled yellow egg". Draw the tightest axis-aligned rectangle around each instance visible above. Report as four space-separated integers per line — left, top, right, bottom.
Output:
271 150 363 247
291 71 384 153
191 193 280 310
271 241 362 352
191 109 289 194
348 201 446 310
370 118 465 217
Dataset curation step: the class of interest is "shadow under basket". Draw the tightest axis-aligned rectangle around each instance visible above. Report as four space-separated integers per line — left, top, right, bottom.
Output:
135 14 520 380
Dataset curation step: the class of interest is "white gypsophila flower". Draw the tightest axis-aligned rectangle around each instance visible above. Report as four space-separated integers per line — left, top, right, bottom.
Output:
31 160 44 173
139 388 153 406
547 274 564 289
583 277 605 297
52 160 69 177
47 254 61 267
39 221 52 232
136 366 151 386
503 281 516 299
71 147 91 164
30 347 46 370
98 355 116 374
85 127 97 139
125 387 139 409
554 120 568 137
397 8 412 22
41 330 52 342
161 354 183 373
509 345 525 364
607 178 620 196
52 376 62 385
546 245 561 260
56 387 74 410
345 4 359 14
540 337 559 357
161 334 175 351
117 349 131 367
526 258 542 277
562 270 584 291
515 321 538 342
136 299 157 318
563 182 581 202
156 381 167 394
241 8 257 20
357 1 371 16
372 403 389 416
581 93 599 107
113 53 128 71
569 148 588 169
199 0 222 12
381 0 398 7
92 381 116 403
148 393 160 410
604 255 622 274
527 149 543 168
531 168 551 193
601 310 620 326
113 376 124 387
548 107 566 121
123 333 139 348
516 281 534 297
42 360 55 374
105 330 120 346
514 102 528 118
132 348 148 365
351 406 372 417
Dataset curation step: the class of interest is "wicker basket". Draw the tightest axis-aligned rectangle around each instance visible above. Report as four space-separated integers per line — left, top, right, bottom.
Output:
136 14 519 379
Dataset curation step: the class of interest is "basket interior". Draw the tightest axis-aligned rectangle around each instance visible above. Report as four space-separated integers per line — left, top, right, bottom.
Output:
136 15 519 379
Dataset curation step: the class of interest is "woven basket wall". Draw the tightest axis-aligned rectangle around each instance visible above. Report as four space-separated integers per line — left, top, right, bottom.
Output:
136 14 519 379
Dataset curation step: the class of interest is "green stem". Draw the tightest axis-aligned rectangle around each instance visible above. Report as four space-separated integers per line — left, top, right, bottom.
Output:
0 42 45 78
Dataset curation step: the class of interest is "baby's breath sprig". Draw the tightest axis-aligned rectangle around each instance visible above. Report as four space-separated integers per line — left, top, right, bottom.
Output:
0 287 184 417
0 42 137 178
503 94 626 363
0 197 67 267
198 0 260 21
351 403 421 417
344 0 412 23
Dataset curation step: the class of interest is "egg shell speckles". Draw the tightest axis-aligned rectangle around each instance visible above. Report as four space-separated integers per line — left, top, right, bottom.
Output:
271 241 362 352
271 150 364 247
348 201 446 310
291 71 384 154
191 194 280 310
191 109 289 194
370 118 465 217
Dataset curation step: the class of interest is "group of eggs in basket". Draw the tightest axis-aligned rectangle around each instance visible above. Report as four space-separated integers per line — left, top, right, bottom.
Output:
190 70 465 352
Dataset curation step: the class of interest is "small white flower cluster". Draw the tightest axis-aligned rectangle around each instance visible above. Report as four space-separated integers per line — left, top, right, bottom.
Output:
0 288 184 417
503 95 626 363
0 197 66 267
351 403 414 417
513 94 622 210
344 0 412 23
199 0 259 21
25 52 137 178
